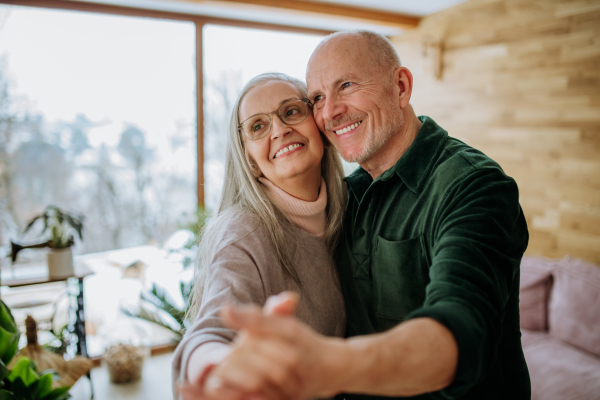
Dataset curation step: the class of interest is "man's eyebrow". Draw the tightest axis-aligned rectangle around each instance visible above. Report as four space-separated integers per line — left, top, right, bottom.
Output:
333 74 357 87
308 74 358 99
308 90 322 99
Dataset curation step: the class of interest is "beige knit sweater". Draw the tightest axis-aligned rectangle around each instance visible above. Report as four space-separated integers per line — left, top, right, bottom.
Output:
172 211 346 397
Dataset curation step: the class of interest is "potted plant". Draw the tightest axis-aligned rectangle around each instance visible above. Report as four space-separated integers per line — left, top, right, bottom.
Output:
22 206 84 278
122 280 193 341
0 299 72 400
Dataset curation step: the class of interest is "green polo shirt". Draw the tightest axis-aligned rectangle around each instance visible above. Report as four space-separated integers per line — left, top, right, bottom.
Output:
337 116 530 400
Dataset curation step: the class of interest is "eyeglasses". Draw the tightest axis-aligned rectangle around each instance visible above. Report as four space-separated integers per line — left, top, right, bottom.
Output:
238 98 312 140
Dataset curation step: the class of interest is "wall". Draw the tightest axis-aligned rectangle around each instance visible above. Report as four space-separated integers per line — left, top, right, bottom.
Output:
391 0 600 264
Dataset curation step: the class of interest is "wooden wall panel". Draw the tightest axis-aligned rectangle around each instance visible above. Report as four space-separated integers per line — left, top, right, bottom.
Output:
391 0 600 264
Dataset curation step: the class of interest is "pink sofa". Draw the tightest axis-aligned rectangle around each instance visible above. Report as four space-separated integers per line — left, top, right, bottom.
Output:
519 255 600 400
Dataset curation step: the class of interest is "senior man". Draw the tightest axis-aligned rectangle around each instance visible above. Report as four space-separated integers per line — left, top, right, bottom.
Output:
189 30 530 400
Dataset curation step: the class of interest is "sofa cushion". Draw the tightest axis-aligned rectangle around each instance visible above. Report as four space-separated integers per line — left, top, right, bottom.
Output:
522 334 600 400
520 328 549 348
549 257 600 356
519 256 554 331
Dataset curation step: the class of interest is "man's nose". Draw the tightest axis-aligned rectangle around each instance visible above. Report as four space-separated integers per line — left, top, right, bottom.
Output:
270 115 291 139
322 97 345 126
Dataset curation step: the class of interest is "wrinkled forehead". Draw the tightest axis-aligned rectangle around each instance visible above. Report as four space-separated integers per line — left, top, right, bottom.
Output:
307 36 370 91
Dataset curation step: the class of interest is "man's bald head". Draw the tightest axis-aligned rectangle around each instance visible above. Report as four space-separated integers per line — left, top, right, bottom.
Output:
308 30 401 79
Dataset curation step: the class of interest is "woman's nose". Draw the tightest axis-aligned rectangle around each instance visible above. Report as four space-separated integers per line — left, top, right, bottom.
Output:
270 115 291 139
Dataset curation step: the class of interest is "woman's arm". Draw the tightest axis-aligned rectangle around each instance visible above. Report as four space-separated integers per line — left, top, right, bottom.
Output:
173 216 270 393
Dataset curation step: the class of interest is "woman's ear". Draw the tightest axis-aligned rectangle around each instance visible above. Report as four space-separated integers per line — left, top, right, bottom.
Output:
245 152 262 177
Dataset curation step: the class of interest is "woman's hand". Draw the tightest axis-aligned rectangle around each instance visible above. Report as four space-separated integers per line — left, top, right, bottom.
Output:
179 292 301 400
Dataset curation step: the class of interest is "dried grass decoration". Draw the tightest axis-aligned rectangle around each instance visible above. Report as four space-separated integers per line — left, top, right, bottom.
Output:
102 343 145 383
11 315 92 388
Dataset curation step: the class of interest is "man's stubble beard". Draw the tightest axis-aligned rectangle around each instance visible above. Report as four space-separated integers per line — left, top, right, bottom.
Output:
343 106 404 164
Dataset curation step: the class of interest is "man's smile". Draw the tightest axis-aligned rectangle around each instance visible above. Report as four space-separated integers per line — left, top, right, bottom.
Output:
333 120 362 136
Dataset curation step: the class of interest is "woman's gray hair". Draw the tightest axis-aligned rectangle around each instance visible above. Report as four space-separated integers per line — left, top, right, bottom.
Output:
187 72 347 322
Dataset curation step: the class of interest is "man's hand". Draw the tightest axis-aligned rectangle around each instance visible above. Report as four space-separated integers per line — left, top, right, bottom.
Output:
179 292 306 400
202 291 346 400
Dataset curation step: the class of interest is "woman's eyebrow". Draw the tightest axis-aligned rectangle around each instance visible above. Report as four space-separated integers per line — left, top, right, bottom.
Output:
244 97 301 119
277 97 300 107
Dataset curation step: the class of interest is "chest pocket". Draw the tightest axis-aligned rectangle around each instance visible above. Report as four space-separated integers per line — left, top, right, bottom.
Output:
374 235 430 321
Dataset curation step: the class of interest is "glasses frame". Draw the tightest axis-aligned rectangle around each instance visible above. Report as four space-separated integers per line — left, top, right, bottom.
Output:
238 98 313 140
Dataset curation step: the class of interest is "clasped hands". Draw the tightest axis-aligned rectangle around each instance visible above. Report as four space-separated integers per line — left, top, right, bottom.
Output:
179 292 345 400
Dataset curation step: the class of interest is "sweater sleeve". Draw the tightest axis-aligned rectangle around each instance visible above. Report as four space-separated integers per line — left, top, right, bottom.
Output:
171 217 268 390
406 167 528 399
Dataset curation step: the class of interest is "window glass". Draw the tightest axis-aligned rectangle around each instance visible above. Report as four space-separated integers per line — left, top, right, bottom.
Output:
0 6 197 259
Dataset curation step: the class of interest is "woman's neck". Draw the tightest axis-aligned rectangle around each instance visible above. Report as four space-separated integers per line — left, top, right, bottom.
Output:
259 176 327 237
269 169 322 202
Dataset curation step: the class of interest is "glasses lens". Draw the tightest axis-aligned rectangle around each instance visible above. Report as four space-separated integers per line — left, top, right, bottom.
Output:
279 100 307 125
243 115 271 139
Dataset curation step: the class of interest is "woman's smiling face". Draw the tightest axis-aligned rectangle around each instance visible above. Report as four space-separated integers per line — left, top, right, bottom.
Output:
239 80 324 193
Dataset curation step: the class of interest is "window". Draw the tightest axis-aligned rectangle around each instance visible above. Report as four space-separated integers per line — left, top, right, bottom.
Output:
0 6 197 258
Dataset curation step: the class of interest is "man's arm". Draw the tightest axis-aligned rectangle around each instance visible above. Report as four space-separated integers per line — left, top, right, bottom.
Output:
337 317 457 396
203 298 458 399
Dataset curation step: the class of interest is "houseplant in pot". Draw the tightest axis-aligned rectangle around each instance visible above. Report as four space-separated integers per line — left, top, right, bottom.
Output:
0 299 72 400
22 206 84 278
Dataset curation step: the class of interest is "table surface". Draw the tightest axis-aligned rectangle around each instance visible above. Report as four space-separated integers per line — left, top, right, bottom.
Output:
1 262 94 287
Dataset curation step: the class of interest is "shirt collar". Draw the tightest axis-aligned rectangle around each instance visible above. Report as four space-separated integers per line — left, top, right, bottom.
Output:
344 116 448 201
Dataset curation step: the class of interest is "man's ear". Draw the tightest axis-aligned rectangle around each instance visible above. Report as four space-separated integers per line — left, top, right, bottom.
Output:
395 67 414 109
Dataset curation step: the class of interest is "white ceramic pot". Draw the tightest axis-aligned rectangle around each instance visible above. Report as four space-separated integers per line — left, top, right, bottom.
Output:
46 247 75 278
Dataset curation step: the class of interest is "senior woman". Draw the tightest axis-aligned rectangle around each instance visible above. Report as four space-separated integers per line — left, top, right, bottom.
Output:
172 72 347 399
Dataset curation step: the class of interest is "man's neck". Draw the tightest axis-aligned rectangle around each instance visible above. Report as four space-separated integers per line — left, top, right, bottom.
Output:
361 112 422 180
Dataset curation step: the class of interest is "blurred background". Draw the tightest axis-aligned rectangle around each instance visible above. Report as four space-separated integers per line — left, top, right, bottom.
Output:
0 0 598 398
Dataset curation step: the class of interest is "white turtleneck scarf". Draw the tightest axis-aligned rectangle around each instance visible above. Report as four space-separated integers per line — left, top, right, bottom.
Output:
258 177 327 237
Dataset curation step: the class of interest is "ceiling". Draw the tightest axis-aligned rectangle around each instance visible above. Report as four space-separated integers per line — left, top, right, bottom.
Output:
69 0 471 36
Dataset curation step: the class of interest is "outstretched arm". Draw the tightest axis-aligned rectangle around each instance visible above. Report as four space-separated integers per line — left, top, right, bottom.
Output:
201 292 458 400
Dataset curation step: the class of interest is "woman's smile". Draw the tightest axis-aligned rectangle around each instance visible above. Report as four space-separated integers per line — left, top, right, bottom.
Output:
273 142 305 159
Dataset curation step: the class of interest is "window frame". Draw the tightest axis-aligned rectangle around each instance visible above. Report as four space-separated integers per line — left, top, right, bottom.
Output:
0 0 333 207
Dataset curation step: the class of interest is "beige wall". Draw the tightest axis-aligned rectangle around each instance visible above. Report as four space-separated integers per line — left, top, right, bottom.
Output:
391 0 600 264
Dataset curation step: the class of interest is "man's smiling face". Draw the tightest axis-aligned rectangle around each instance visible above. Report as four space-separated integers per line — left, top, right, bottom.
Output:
306 35 404 164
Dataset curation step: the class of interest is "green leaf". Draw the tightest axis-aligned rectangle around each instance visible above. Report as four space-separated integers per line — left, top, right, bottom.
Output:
180 281 193 308
31 373 53 399
3 335 19 368
7 377 30 400
44 385 71 400
146 284 185 324
23 215 42 234
0 388 15 400
8 357 39 387
0 328 13 358
0 301 20 365
0 360 10 381
0 326 19 365
0 301 17 333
